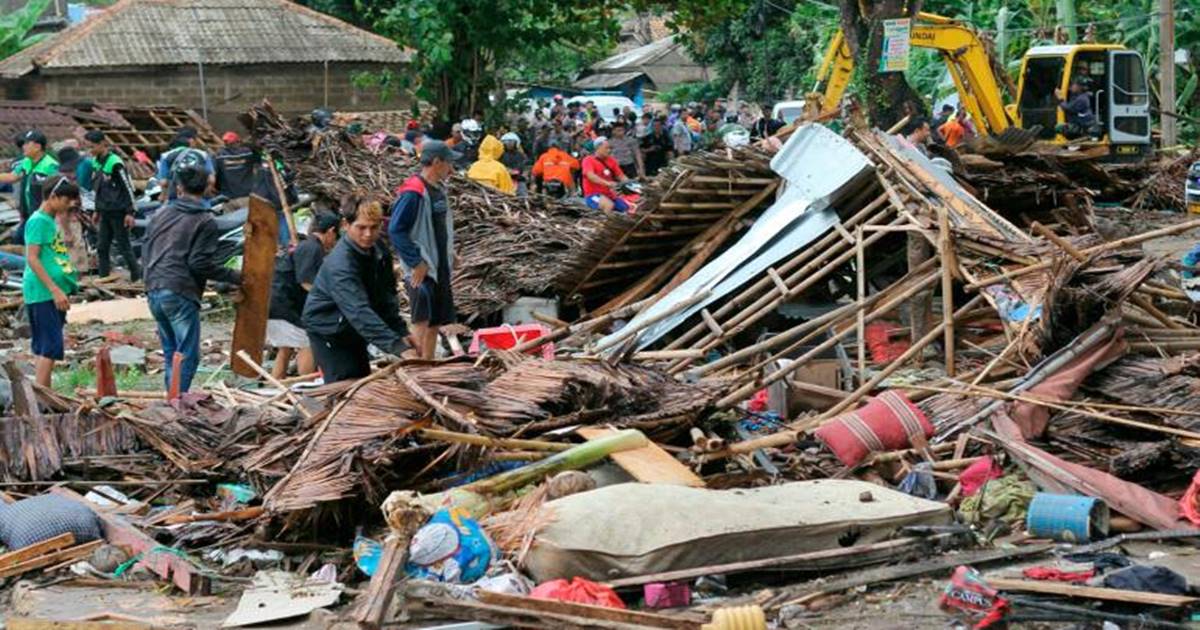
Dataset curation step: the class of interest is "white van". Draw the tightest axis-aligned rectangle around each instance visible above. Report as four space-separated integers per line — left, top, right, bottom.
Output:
772 100 807 124
566 95 641 122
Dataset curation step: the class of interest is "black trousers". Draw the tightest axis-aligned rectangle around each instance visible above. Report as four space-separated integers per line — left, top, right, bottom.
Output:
308 329 371 383
97 212 140 280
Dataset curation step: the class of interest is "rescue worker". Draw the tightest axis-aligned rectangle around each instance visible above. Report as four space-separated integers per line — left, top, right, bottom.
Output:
303 196 409 382
466 134 515 194
0 130 60 245
83 130 141 281
531 139 580 198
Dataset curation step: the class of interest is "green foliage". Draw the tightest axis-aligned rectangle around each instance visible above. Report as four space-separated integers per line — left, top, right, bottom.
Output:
0 0 51 60
673 0 838 105
658 81 729 105
52 365 146 396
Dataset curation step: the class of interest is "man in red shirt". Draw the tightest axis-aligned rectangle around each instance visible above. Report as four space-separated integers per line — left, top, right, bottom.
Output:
582 138 631 213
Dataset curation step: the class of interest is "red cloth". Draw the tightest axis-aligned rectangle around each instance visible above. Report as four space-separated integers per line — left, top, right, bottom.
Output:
863 321 910 363
531 577 626 609
1180 468 1200 525
747 389 769 413
1009 329 1126 438
959 456 1003 497
581 155 625 199
1022 567 1095 583
814 391 933 467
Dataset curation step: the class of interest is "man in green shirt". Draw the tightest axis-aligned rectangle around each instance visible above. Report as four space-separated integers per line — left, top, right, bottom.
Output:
0 130 60 246
23 175 79 387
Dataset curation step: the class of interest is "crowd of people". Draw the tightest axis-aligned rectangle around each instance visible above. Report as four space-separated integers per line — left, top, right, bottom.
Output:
0 96 799 394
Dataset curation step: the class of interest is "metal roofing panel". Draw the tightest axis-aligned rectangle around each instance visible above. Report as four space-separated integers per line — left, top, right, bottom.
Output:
573 71 645 89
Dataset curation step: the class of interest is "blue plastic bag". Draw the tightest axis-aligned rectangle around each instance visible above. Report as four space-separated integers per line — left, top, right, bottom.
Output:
405 508 496 583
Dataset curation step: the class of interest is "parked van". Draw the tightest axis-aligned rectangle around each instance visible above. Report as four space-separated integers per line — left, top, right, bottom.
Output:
566 95 641 122
772 100 807 124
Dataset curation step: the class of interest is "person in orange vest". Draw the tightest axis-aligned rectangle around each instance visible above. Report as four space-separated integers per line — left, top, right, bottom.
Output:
531 139 580 198
938 109 968 148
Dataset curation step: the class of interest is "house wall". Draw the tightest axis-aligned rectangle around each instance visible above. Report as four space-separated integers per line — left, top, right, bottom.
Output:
644 48 712 92
23 62 409 131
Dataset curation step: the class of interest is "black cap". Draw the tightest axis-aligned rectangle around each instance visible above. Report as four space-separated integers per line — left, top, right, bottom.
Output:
419 139 461 165
17 129 47 148
312 210 340 233
84 129 106 143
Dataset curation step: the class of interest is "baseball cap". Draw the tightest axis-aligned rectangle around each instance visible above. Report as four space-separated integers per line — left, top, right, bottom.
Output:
419 139 462 165
312 210 340 233
17 129 48 148
593 136 608 147
221 131 240 144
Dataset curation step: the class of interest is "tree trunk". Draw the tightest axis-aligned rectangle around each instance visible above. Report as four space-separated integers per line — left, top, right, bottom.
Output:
837 0 927 129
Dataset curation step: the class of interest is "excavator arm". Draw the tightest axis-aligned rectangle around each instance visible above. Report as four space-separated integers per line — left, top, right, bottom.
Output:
814 13 1015 136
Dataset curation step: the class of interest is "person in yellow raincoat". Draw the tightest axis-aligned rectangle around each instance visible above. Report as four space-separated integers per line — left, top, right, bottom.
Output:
466 135 515 194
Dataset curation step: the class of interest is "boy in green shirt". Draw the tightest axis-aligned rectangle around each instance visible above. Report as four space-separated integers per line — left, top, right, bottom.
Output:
23 175 80 387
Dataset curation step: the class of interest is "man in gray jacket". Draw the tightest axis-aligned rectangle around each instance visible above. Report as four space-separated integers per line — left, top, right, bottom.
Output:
388 140 459 359
143 154 240 394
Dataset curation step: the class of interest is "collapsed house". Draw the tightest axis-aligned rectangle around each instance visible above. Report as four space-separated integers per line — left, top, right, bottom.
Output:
3 99 1200 627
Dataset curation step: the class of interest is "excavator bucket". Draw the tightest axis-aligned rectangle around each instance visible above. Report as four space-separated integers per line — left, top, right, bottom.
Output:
973 125 1041 156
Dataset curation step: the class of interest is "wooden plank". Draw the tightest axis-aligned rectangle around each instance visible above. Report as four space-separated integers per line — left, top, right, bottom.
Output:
231 195 280 378
0 533 74 569
66 298 151 325
3 361 40 418
49 487 207 594
355 508 425 630
577 427 703 487
986 577 1199 607
0 540 102 578
476 591 699 629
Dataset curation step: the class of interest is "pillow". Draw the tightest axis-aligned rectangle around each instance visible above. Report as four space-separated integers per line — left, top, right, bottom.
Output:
0 494 102 550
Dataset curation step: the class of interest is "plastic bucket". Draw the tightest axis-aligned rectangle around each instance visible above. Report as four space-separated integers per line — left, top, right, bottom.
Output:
1026 493 1109 543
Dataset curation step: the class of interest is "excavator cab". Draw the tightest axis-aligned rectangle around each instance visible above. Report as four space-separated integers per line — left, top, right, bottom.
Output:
1015 45 1151 160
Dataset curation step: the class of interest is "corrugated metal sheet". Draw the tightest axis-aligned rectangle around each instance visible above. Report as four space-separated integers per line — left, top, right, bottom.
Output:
591 36 679 71
573 71 645 90
0 0 408 77
599 124 876 351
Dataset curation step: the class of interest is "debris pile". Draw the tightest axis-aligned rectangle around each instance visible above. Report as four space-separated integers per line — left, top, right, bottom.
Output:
6 107 1200 629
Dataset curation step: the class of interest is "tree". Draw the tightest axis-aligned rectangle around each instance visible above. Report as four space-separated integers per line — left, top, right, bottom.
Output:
346 2 621 120
837 0 927 128
1 0 51 61
675 0 838 106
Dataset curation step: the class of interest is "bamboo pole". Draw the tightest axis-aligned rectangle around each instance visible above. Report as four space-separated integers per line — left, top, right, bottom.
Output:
713 271 942 408
939 210 956 377
856 225 866 383
968 217 1200 290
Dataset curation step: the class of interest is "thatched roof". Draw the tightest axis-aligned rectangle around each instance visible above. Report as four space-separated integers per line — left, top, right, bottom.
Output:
0 0 408 79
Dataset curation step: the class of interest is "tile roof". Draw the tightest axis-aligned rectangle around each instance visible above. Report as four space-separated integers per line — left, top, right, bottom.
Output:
0 0 408 78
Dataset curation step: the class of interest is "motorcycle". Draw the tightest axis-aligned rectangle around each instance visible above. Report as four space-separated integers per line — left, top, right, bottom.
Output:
615 180 643 214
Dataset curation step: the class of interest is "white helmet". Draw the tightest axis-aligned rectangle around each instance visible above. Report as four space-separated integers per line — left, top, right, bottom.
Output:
723 128 750 148
460 119 481 133
500 131 520 145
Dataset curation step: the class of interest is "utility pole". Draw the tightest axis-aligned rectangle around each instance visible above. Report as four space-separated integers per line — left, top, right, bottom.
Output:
1160 0 1177 148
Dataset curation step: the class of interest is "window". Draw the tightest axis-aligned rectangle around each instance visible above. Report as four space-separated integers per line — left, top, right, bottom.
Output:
1112 53 1148 106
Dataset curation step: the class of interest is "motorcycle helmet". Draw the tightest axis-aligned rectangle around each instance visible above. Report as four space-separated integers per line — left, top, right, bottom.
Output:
460 119 483 145
311 108 333 129
500 131 521 146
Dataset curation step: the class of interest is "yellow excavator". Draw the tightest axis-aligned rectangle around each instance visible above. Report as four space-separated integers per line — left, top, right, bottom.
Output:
814 12 1152 160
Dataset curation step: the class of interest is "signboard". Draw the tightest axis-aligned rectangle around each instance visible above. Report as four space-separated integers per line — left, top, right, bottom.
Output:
880 18 912 73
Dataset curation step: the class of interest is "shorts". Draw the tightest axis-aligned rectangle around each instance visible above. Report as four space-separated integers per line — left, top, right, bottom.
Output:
28 300 66 360
407 276 456 326
585 194 630 213
266 319 309 349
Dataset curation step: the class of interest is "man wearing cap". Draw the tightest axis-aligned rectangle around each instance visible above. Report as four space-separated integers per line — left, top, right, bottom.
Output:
582 138 632 213
84 130 141 281
213 131 258 202
1 130 60 245
389 140 460 359
267 210 339 380
143 154 241 395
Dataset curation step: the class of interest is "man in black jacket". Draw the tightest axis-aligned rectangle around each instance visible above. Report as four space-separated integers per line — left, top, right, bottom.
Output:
302 196 409 382
213 131 257 202
143 154 241 394
84 130 141 281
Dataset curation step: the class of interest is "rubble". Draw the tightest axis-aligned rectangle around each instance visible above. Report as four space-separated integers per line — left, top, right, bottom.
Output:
5 99 1200 629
